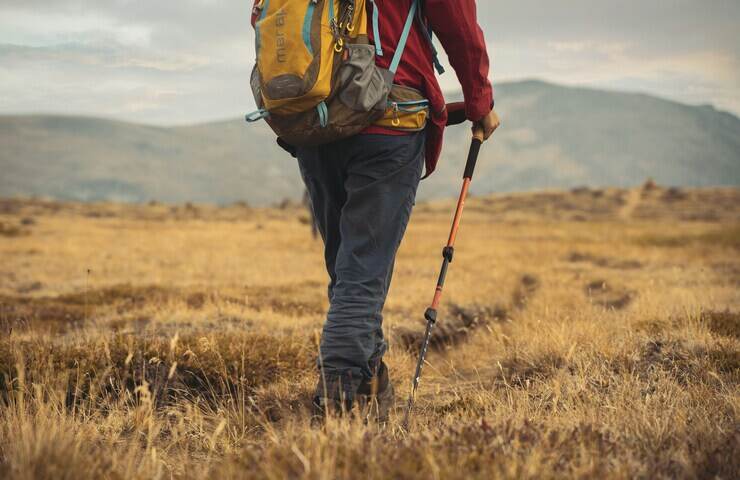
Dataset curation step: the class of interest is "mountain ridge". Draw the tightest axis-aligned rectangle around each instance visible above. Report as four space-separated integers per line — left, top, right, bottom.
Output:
1 80 739 205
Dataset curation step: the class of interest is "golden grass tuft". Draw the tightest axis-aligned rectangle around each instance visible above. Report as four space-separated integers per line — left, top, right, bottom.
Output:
0 189 738 478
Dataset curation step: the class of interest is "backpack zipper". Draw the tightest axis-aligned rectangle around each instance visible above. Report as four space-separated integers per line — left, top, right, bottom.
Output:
389 99 429 126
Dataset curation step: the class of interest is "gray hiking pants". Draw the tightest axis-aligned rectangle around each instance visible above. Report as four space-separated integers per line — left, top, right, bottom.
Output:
297 131 425 382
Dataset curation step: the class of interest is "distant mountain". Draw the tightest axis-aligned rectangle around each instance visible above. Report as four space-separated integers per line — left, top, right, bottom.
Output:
1 80 739 205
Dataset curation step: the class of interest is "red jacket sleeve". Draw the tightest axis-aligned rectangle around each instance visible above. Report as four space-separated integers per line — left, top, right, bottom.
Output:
251 0 260 27
425 0 493 121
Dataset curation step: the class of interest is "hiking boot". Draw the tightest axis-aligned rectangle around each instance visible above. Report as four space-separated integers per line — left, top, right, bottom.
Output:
356 361 395 424
312 371 362 419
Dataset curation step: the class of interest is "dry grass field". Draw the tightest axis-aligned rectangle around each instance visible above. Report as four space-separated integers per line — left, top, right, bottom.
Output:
0 184 738 479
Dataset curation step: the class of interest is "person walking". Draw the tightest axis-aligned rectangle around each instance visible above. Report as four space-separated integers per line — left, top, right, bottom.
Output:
248 0 499 421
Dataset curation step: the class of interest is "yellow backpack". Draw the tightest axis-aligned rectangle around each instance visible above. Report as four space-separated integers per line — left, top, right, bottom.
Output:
245 0 431 146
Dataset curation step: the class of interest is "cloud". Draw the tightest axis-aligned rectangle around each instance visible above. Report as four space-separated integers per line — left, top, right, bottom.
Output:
0 43 210 72
485 37 740 114
546 41 630 55
0 8 152 47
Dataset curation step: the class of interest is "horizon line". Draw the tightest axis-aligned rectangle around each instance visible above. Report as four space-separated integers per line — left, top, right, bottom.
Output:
0 77 737 128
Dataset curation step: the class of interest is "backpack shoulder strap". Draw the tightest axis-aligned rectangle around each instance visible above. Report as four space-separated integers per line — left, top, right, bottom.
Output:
370 0 384 56
416 0 445 74
388 0 419 74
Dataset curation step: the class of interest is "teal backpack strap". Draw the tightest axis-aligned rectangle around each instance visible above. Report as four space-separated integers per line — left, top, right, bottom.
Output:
370 0 383 56
245 108 270 122
388 0 419 74
316 101 329 127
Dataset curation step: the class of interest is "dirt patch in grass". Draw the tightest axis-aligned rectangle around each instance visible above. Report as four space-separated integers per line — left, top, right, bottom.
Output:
634 311 740 341
700 346 740 377
241 282 325 316
252 384 315 423
636 225 740 250
434 303 509 350
0 331 314 408
0 221 30 238
14 281 44 294
495 351 565 387
632 339 739 386
567 251 643 270
711 262 740 285
511 274 540 310
1 295 89 334
700 310 740 339
398 274 541 352
396 303 509 352
585 279 634 310
0 285 176 333
636 339 693 384
190 282 325 316
185 292 208 309
632 318 674 335
0 282 326 334
58 284 176 309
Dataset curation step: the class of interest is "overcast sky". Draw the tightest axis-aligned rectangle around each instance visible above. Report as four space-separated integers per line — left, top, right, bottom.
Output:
1 0 738 124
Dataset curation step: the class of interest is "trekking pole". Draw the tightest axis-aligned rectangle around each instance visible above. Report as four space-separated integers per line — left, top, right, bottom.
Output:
402 107 484 431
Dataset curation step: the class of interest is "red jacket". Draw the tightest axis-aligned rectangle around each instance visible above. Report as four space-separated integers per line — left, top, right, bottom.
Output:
251 0 493 175
363 0 493 175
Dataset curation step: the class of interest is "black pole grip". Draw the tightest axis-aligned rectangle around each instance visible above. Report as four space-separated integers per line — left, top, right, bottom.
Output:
463 138 482 179
445 102 467 126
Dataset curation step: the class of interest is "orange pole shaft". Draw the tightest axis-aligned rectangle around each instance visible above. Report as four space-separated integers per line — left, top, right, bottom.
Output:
447 177 471 247
430 286 444 310
429 177 471 310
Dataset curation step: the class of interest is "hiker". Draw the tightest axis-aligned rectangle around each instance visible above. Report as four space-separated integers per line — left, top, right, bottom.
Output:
248 0 499 420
